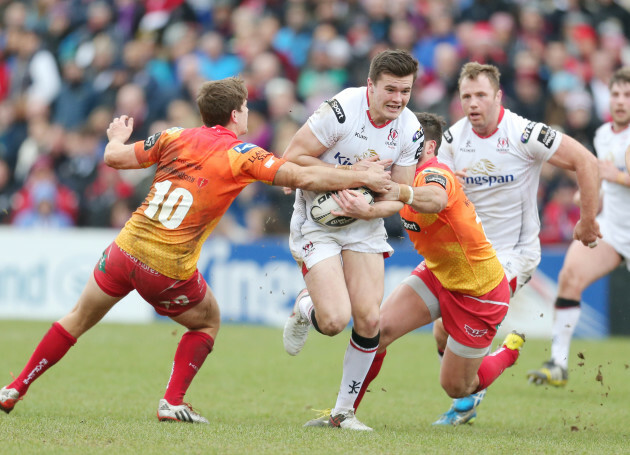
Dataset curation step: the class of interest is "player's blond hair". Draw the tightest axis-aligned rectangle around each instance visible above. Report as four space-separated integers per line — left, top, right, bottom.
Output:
197 77 248 127
458 62 501 92
610 67 630 89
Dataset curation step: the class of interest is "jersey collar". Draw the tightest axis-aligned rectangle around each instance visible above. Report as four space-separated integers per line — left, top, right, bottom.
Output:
472 106 505 139
208 125 237 138
416 156 440 174
366 87 393 129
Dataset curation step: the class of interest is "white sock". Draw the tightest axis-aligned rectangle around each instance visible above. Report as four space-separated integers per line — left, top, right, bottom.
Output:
332 332 378 414
297 293 314 323
551 306 581 369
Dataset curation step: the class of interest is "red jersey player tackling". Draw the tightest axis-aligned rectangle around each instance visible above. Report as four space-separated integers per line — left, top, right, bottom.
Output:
0 77 391 423
319 112 526 428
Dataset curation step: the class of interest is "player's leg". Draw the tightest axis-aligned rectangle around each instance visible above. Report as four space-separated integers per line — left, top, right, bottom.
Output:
284 254 351 356
435 329 524 426
353 269 436 413
155 275 219 424
529 239 621 386
1 275 122 414
310 251 382 430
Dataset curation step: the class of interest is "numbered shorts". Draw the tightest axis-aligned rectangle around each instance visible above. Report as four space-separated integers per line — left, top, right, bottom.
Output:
403 262 510 358
94 242 207 316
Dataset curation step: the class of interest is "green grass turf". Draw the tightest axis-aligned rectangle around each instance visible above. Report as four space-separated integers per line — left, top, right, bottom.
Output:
0 321 628 454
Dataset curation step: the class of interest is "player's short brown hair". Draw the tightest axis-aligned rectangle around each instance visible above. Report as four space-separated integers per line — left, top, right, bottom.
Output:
196 77 248 127
458 62 501 92
610 67 630 89
368 49 419 84
415 112 446 155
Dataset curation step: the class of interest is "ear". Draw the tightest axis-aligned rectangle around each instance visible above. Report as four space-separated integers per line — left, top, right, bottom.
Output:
367 77 374 92
496 89 503 103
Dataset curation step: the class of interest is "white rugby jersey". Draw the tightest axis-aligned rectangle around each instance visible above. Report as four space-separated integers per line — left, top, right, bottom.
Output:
593 122 630 258
438 107 562 257
297 86 423 237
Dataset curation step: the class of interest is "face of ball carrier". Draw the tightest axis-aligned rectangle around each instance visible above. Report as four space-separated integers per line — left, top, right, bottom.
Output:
310 187 374 227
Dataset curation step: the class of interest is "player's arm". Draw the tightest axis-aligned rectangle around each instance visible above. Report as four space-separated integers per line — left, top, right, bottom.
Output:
282 123 331 167
104 115 141 169
331 181 447 220
626 145 630 176
272 161 391 194
547 134 602 244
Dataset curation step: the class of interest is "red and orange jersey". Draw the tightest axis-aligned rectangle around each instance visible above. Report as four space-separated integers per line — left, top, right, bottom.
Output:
115 125 285 280
400 157 504 296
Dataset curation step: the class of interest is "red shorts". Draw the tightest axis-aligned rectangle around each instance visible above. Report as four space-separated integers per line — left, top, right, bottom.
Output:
412 263 510 349
94 242 207 317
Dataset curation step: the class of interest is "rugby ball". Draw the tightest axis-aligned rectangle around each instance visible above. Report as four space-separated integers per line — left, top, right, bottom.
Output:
310 187 374 227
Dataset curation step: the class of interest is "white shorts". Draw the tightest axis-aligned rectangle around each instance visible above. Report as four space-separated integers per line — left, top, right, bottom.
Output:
599 216 630 271
496 247 540 296
289 190 393 270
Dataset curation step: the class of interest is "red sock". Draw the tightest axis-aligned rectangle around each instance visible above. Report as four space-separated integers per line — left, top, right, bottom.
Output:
163 331 214 405
475 345 519 392
353 350 387 412
10 322 77 395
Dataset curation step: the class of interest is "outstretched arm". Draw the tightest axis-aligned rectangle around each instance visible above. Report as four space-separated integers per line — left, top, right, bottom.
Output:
104 115 141 169
547 134 602 245
272 161 391 194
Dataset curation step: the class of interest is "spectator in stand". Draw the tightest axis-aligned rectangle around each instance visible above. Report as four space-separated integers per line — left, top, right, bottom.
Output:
12 179 74 228
11 156 79 224
539 179 581 245
0 157 17 223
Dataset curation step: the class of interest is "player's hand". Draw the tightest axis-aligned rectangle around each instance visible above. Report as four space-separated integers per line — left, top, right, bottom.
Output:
375 183 402 202
454 168 468 185
573 218 602 247
107 115 134 143
331 189 372 219
354 155 394 171
364 165 392 193
597 160 619 183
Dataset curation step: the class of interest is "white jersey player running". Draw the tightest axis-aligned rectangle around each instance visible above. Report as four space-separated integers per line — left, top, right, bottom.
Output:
431 62 601 426
282 49 424 431
528 67 630 387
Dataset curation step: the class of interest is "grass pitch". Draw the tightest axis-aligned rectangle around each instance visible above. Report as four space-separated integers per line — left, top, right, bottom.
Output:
0 321 628 454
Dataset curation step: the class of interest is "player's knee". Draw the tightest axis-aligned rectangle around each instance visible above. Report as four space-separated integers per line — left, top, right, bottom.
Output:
440 378 471 398
352 312 379 336
317 315 350 336
558 266 586 293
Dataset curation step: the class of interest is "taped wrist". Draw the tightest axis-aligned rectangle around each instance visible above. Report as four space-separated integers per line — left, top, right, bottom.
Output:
398 184 414 204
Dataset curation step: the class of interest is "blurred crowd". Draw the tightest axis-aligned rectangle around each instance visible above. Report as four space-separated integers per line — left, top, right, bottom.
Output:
1 0 629 244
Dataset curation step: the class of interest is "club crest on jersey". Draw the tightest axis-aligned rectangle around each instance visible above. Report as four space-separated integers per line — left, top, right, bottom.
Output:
144 132 161 150
326 98 346 123
197 177 208 189
537 124 557 149
464 324 488 337
521 121 536 143
443 129 453 143
497 137 509 153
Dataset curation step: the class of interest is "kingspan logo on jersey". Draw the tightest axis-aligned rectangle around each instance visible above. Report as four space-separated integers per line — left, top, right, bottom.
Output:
464 159 515 187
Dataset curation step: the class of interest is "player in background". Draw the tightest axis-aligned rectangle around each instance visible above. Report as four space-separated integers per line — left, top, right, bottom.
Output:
351 62 601 426
321 111 526 429
428 62 601 425
528 67 630 386
0 77 392 422
281 49 424 431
